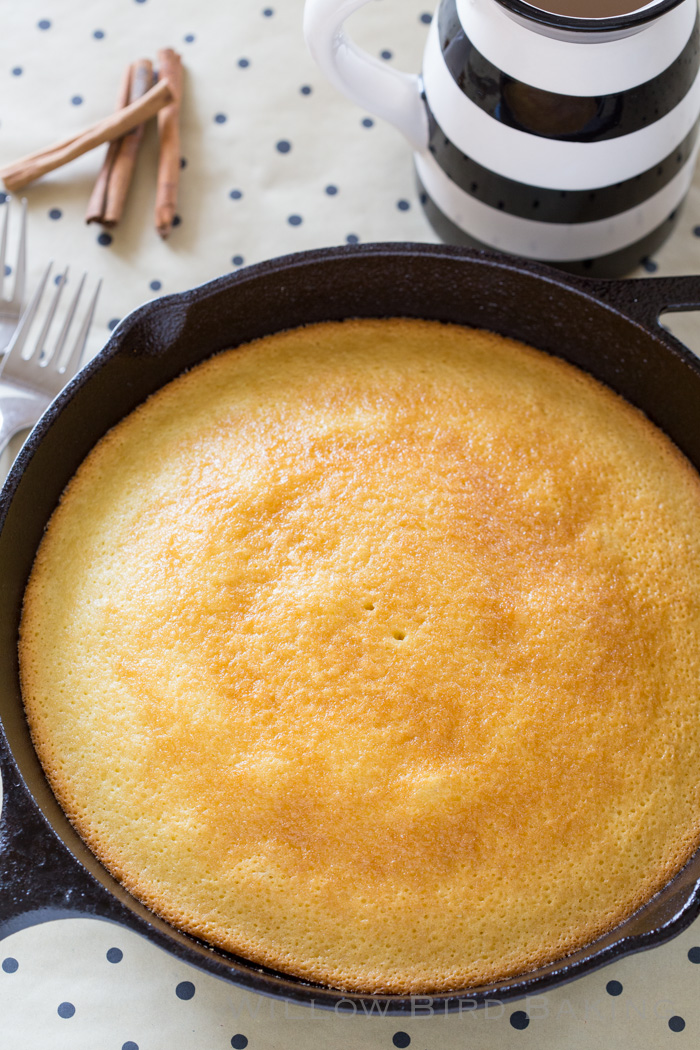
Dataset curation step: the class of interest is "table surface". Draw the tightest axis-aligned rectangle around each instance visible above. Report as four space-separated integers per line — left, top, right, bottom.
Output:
1 2 700 1048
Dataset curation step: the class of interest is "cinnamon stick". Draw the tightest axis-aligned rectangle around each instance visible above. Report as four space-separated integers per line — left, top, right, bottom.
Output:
154 49 183 238
85 64 132 225
88 59 154 227
0 78 174 193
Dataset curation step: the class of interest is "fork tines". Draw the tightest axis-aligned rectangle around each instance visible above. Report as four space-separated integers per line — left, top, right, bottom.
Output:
2 263 101 398
0 196 26 309
0 197 28 355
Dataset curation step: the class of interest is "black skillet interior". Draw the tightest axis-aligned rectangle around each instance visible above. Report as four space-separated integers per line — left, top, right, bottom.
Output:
2 243 700 1013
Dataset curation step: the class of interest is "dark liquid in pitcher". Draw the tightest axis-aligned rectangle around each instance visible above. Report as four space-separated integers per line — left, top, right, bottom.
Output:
525 0 658 16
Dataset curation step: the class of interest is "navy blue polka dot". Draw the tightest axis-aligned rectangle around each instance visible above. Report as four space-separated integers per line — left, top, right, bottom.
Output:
300 85 312 95
688 946 700 963
134 0 147 4
57 1002 75 1019
54 274 63 286
184 34 195 43
231 1038 248 1050
176 981 195 1000
71 95 83 106
108 318 120 331
0 192 7 204
150 280 162 291
669 1016 686 1032
288 214 302 226
694 225 700 237
2 958 18 973
11 67 22 76
642 257 658 273
606 980 623 996
4 264 10 276
106 947 123 963
38 19 51 30
214 113 227 124
172 214 181 227
397 199 410 211
510 1010 530 1030
238 58 250 68
325 185 338 196
393 1035 410 1049
97 232 112 246
263 7 275 15
276 140 291 154
93 30 105 39
49 208 62 220
229 189 243 200
180 157 187 169
346 233 359 244
381 49 393 60
362 117 374 128
420 12 432 23
122 1043 139 1050
232 255 244 267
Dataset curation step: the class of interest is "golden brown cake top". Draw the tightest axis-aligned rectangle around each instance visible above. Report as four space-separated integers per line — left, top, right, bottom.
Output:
19 318 700 993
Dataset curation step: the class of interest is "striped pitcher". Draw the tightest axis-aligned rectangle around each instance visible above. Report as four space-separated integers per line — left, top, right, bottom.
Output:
304 0 700 276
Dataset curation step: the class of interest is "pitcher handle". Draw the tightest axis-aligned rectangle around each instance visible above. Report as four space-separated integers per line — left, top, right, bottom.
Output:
303 0 429 152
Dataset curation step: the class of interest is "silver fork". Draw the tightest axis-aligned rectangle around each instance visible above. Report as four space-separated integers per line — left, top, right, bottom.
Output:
0 197 27 353
0 263 101 456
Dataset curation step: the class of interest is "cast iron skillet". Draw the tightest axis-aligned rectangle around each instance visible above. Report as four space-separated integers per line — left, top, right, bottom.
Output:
2 243 700 1013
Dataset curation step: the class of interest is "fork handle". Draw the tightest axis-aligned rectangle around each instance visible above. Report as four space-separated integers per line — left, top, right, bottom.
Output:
0 385 49 457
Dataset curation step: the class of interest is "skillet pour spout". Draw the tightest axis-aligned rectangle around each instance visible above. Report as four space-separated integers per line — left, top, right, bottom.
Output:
2 243 700 1012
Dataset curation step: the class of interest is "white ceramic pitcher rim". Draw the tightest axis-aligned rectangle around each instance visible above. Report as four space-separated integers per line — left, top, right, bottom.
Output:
494 0 687 33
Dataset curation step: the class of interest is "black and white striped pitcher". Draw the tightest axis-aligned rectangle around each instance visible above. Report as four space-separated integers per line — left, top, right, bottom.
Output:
304 0 700 276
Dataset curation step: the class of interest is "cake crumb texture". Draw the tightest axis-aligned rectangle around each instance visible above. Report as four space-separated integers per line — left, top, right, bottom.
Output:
19 318 700 993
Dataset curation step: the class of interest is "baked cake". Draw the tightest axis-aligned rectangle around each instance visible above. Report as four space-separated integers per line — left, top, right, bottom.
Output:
19 318 700 993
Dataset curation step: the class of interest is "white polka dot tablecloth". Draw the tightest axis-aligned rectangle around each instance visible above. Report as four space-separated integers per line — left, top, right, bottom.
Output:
1 1 700 1048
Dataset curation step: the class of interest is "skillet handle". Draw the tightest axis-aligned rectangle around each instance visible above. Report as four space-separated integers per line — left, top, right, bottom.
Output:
0 746 117 937
590 275 700 331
